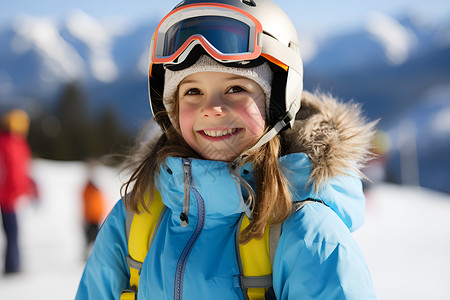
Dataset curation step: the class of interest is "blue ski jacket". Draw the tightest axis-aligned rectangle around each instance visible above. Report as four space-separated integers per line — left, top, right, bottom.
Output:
76 154 376 300
76 91 377 299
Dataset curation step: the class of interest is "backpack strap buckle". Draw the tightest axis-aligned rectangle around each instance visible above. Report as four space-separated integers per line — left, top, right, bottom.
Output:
120 289 137 300
239 274 273 289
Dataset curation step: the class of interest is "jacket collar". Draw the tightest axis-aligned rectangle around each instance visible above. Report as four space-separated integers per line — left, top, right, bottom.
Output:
154 153 366 232
155 157 248 222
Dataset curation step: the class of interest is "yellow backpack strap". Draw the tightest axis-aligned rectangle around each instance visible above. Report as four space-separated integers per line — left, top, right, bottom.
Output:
235 213 281 300
120 190 166 300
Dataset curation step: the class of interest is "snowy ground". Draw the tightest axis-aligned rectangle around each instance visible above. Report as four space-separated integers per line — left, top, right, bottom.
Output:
354 185 450 300
0 159 449 300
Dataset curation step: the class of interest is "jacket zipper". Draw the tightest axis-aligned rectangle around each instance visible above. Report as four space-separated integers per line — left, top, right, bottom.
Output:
174 159 206 300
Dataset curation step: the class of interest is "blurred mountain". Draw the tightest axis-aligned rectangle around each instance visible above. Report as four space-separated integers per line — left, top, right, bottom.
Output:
385 85 450 193
304 12 450 128
0 10 156 131
302 12 450 193
0 10 449 192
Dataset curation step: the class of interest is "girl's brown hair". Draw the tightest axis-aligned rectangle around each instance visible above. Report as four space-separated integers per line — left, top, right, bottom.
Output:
121 90 292 244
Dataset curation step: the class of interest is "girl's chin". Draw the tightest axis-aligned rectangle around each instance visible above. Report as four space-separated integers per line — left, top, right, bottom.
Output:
195 139 260 161
196 145 242 161
200 151 238 162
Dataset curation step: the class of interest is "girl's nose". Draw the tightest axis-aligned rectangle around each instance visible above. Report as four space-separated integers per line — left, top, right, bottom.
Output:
201 95 226 117
202 106 224 117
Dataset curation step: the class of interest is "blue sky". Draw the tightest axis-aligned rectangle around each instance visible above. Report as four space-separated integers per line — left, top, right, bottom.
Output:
1 0 449 37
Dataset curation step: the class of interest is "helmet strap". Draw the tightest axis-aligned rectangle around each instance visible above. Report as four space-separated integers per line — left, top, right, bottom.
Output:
232 101 297 170
251 103 297 152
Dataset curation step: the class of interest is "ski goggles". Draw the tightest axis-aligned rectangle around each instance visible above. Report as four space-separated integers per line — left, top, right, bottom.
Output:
150 3 263 65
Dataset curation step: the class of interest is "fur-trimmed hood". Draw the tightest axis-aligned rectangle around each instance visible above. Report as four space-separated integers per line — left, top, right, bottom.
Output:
281 90 377 191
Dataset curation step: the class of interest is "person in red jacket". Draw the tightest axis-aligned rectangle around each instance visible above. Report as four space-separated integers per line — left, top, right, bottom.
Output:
0 109 33 274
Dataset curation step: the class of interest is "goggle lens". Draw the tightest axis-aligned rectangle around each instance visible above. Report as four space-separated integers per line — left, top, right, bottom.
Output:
162 16 251 57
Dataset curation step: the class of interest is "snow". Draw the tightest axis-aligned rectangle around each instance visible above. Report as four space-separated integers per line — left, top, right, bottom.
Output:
386 84 450 143
366 12 417 65
297 34 319 64
11 15 85 82
66 10 119 83
1 159 449 299
355 185 450 300
437 20 450 47
432 107 450 135
0 159 121 299
427 85 450 137
137 48 150 76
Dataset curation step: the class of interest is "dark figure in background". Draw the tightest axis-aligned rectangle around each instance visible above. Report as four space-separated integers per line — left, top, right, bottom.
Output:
82 164 107 259
0 109 33 274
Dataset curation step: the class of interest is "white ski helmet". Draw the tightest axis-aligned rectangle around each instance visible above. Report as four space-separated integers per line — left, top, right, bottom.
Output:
148 0 303 146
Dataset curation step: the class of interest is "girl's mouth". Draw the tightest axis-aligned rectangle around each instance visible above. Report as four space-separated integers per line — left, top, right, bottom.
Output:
198 128 242 140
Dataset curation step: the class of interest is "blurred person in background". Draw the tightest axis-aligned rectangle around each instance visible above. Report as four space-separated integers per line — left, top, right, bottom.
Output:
82 160 107 259
0 109 36 274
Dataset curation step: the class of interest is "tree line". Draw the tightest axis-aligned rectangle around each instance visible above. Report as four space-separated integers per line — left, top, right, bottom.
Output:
28 83 133 164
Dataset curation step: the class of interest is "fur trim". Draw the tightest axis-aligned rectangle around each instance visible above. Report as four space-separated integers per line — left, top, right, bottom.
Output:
281 90 378 192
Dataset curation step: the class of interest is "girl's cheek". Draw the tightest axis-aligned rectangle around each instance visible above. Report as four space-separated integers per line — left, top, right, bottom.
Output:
240 103 265 135
179 114 191 133
178 107 197 140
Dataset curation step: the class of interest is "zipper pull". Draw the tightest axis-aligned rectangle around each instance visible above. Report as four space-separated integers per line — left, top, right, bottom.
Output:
181 159 191 227
180 212 189 227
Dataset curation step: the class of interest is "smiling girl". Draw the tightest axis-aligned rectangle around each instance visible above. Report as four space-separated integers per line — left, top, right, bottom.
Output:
76 1 378 299
170 55 269 161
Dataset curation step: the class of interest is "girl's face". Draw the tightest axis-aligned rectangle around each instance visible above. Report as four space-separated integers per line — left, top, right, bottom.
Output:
178 72 266 161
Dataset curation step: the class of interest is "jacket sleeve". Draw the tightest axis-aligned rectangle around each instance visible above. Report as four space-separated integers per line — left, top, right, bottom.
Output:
76 199 130 300
0 135 32 212
273 202 377 300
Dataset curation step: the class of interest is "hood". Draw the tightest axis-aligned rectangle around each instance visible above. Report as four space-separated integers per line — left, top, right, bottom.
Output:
282 90 377 191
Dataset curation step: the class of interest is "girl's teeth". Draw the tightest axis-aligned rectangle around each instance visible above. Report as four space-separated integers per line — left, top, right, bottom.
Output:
203 129 236 137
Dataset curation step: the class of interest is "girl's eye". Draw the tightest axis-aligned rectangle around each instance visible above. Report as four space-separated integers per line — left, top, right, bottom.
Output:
227 86 245 94
185 88 201 96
